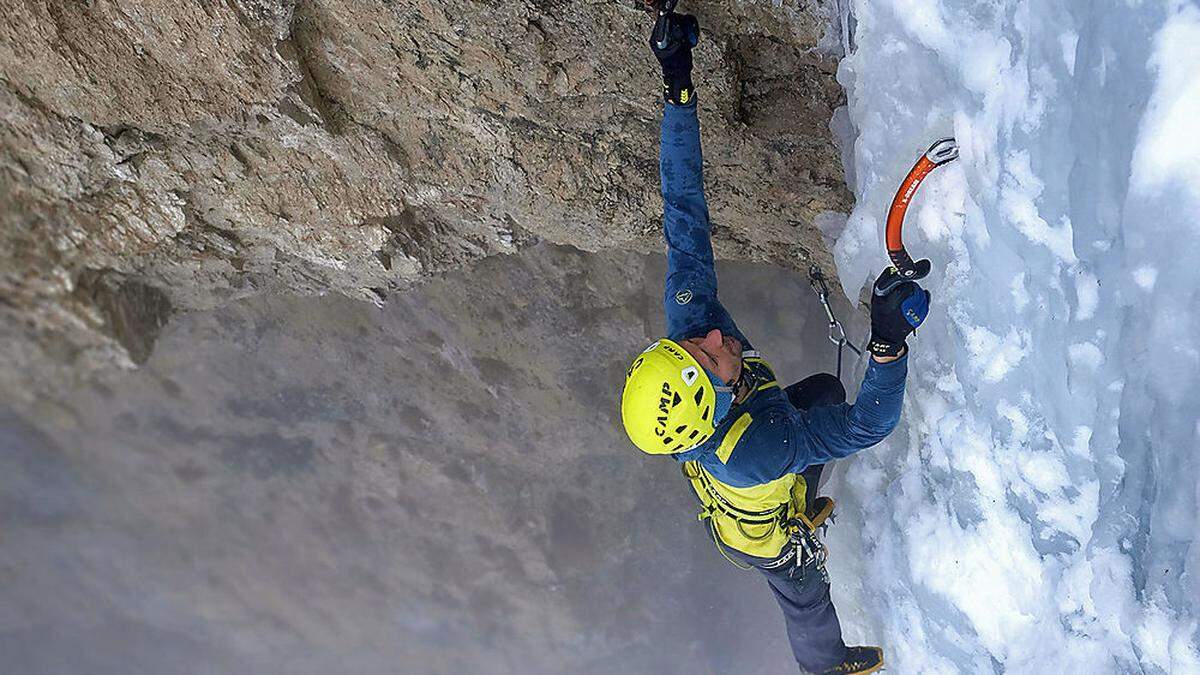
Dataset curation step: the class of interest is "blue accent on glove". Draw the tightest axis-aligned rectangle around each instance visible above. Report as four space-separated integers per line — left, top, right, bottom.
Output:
868 272 933 358
901 288 930 328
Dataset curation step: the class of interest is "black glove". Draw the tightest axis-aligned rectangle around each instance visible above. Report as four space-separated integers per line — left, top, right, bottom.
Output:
649 12 700 105
868 268 931 358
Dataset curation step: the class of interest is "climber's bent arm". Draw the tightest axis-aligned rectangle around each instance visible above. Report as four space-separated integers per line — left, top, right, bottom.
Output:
798 355 909 464
731 356 909 484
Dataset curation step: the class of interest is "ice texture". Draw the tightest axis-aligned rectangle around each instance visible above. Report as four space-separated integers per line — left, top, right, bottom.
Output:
829 1 1200 672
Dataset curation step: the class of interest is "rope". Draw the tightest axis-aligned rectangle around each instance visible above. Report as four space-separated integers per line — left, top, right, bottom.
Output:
807 266 864 380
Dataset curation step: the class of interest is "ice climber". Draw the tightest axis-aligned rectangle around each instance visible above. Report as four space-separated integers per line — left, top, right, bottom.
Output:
619 10 931 675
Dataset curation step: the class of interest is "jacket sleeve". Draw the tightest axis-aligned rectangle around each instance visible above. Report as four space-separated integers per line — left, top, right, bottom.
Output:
799 355 908 462
741 356 909 481
659 102 745 344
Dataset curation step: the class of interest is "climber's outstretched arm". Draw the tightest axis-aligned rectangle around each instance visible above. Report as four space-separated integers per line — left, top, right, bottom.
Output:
652 16 742 344
720 355 905 484
659 102 740 342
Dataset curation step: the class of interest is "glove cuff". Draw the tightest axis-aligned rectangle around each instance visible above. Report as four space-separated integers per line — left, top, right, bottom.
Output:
662 73 695 105
867 336 906 358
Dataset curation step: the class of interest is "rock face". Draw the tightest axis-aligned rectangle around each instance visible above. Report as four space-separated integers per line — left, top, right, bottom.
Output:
1 0 851 400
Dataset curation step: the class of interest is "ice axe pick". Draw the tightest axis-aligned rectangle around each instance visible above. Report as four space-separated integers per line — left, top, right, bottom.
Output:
646 0 680 50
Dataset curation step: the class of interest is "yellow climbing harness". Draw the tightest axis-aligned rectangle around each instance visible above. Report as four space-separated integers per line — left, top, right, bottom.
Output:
680 353 834 571
684 460 835 576
682 459 796 558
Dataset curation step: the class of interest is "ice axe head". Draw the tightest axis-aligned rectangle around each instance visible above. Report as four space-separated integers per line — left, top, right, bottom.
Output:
925 138 959 165
874 255 931 296
878 137 958 296
643 0 679 14
648 1 696 52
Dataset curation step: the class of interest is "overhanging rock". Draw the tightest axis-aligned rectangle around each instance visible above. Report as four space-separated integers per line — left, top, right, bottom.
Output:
0 0 852 401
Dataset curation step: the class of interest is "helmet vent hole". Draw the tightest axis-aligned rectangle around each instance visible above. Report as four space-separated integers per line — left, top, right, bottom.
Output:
688 429 699 440
693 389 704 406
681 366 699 386
701 405 710 421
663 436 673 444
675 424 687 434
672 391 682 408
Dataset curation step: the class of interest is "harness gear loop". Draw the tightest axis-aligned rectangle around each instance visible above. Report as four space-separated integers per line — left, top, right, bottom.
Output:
708 519 755 571
681 469 760 571
682 461 835 575
807 266 864 380
682 462 789 558
685 464 787 529
782 514 831 582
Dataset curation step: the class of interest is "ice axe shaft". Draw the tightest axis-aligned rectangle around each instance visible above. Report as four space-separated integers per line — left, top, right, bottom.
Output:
649 0 680 50
876 138 958 296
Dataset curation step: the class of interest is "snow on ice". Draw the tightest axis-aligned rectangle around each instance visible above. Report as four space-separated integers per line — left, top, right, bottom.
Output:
824 0 1200 672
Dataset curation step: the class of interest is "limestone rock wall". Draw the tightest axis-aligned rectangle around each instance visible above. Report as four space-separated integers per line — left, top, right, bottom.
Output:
1 0 851 400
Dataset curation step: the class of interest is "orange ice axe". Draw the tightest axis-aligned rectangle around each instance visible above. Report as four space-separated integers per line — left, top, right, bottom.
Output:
875 138 959 296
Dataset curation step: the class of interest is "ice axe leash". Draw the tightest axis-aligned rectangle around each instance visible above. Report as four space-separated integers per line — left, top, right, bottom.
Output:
874 138 959 296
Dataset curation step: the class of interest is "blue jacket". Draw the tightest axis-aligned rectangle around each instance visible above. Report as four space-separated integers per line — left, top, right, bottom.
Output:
659 102 908 488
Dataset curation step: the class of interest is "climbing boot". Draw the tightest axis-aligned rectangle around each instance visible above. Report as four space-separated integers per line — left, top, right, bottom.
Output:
820 646 884 674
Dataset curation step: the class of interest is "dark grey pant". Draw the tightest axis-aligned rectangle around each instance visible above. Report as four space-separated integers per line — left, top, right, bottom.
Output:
722 373 849 673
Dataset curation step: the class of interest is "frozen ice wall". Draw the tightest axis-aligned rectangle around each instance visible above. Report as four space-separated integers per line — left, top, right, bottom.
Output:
827 0 1200 672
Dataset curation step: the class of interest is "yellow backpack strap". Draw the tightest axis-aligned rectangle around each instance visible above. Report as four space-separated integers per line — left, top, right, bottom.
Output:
715 412 753 463
739 351 780 393
681 461 713 521
789 472 808 516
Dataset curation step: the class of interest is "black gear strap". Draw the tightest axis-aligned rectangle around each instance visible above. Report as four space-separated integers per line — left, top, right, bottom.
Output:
867 337 905 358
663 78 695 106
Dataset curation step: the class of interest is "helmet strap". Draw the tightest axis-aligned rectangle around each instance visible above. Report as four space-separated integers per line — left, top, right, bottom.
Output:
730 359 755 403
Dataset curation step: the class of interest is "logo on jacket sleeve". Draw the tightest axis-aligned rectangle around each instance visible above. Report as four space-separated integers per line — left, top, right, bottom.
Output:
675 289 693 305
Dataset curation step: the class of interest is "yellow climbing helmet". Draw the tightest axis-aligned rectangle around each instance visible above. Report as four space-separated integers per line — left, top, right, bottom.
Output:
621 339 718 455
